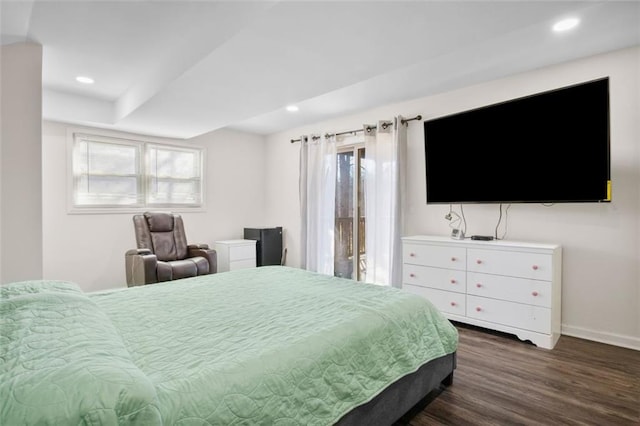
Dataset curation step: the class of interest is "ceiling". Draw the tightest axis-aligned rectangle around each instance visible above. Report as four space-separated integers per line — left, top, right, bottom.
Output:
1 1 639 139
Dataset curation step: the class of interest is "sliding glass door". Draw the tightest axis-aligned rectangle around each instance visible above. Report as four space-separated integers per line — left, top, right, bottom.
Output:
334 147 366 281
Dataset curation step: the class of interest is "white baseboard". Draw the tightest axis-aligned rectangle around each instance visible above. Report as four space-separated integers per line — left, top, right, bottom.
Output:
561 324 640 351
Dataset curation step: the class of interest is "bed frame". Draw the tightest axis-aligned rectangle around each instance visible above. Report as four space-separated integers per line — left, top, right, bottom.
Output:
336 351 456 425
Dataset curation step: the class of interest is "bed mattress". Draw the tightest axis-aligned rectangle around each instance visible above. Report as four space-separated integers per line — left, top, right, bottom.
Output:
1 266 458 425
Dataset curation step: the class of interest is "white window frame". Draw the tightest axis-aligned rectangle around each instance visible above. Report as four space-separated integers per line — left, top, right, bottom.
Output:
67 130 205 214
145 143 204 207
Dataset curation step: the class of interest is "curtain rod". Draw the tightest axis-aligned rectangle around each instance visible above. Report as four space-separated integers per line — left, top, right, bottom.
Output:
290 114 422 143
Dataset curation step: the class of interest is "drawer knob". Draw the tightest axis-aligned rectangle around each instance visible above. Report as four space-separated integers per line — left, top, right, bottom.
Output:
410 253 416 257
476 283 482 288
532 291 539 297
409 273 415 278
450 279 456 284
451 257 457 262
476 306 482 312
476 259 483 264
450 302 457 307
532 265 539 270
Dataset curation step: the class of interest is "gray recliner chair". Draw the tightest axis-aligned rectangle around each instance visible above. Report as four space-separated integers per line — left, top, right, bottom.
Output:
125 212 217 287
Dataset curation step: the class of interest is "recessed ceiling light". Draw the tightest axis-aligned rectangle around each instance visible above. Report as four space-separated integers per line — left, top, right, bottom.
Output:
76 76 94 84
286 105 299 112
553 18 580 32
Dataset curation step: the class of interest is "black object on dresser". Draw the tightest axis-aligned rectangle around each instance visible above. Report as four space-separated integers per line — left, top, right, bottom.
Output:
243 227 283 266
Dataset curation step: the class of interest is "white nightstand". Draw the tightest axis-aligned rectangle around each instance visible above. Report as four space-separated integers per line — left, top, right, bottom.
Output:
214 239 257 272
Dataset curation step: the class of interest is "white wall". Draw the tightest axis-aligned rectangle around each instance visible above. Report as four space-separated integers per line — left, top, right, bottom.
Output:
263 46 640 350
0 42 43 284
42 122 266 292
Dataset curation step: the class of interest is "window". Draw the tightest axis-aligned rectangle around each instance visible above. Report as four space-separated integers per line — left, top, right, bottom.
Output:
334 145 366 281
147 145 202 205
71 133 203 210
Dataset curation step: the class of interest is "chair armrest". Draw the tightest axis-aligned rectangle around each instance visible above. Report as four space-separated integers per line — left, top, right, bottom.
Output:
127 248 153 256
187 243 210 250
187 246 217 274
125 249 158 286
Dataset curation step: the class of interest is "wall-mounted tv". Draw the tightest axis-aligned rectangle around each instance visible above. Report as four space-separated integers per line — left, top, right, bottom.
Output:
424 77 610 204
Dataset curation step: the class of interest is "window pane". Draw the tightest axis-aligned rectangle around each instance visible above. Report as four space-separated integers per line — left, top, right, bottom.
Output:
76 176 140 205
335 151 355 279
78 141 138 175
73 138 141 207
357 148 366 281
334 147 366 281
148 179 201 204
148 145 202 205
149 147 200 178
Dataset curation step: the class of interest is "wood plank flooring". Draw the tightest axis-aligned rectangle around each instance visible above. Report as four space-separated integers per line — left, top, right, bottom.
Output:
409 322 640 425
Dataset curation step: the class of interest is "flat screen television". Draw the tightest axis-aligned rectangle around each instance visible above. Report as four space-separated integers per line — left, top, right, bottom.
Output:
424 77 611 204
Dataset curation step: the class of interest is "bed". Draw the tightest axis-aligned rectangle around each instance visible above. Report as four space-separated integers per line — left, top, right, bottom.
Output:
0 266 458 425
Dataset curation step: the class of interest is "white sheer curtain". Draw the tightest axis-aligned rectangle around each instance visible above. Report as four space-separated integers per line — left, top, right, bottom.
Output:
363 117 407 287
299 134 337 275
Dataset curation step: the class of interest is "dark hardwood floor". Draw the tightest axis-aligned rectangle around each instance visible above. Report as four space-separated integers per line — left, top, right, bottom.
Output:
410 322 640 425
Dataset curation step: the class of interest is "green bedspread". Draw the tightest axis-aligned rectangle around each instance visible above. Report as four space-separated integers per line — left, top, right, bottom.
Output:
1 266 458 425
0 280 161 425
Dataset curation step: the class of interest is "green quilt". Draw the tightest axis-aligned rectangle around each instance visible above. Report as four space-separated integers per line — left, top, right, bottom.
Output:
0 280 161 425
1 266 458 425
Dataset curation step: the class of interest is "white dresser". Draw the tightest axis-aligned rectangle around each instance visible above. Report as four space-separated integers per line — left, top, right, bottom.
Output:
214 239 257 272
402 235 562 349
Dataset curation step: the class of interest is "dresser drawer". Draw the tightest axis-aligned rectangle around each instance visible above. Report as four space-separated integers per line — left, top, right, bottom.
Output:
404 285 466 316
229 244 256 261
467 248 552 281
229 258 256 271
467 272 551 308
466 295 551 334
403 264 466 294
403 243 466 271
